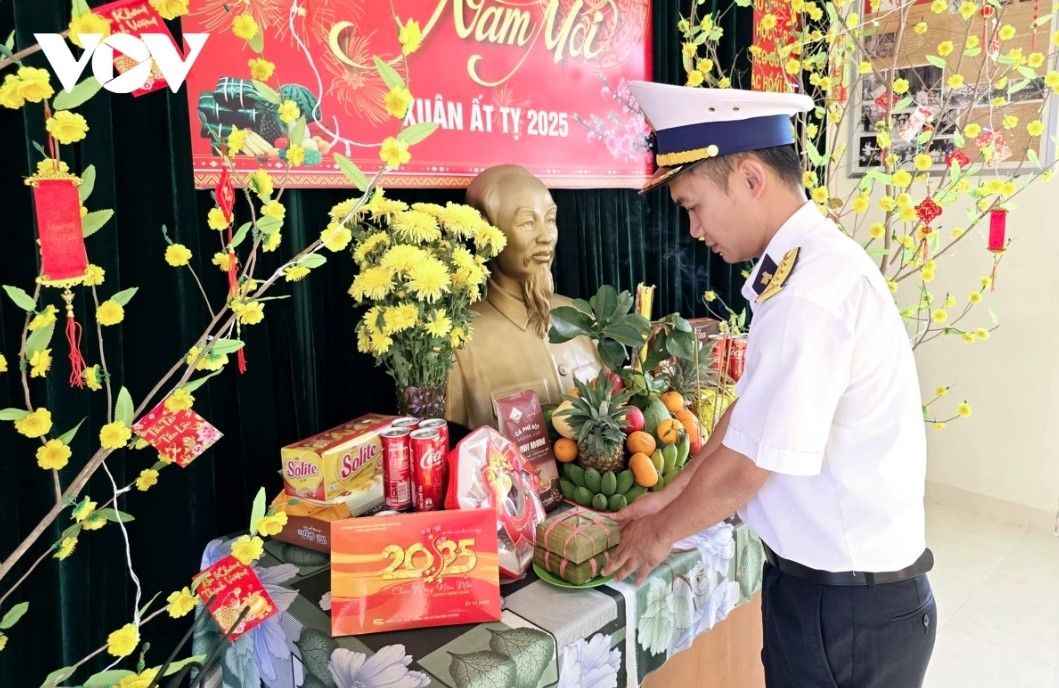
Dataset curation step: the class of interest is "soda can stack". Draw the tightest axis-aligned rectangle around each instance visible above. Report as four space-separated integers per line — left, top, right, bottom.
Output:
410 427 447 512
420 418 450 486
380 427 412 510
391 416 420 431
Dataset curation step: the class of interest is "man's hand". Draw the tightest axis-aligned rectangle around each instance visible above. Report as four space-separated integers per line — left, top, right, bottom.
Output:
601 513 674 586
610 490 669 525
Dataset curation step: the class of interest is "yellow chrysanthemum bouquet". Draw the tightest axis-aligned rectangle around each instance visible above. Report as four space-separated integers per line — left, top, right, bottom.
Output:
342 189 507 415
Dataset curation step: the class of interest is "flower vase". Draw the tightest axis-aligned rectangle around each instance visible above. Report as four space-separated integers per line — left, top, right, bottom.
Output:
397 381 447 420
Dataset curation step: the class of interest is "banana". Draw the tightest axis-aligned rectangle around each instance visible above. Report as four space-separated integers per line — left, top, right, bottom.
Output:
592 493 609 511
574 486 593 506
650 474 666 492
600 471 617 496
650 449 664 472
584 467 602 494
616 469 635 495
564 463 586 488
560 479 576 500
675 432 690 468
608 493 628 511
662 444 678 474
625 485 647 503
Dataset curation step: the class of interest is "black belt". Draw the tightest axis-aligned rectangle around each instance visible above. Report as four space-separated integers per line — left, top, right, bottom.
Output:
762 544 933 587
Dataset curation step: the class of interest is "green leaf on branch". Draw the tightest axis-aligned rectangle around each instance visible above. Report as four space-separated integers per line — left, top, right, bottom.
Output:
963 46 981 57
164 656 208 677
25 322 55 357
252 80 281 105
989 309 999 325
866 247 891 256
160 224 174 246
570 298 593 316
597 339 627 372
248 30 264 54
374 56 404 89
84 670 135 688
78 165 96 202
256 216 282 236
1028 149 1040 168
925 55 947 69
39 666 76 688
3 32 14 56
548 306 594 343
249 487 266 533
210 338 244 355
82 209 113 238
0 601 28 629
333 154 369 192
3 285 37 312
95 508 135 523
110 287 138 307
665 330 696 360
70 0 91 17
893 96 913 111
0 408 29 421
601 321 649 348
805 138 824 167
229 221 251 250
590 285 619 325
953 131 965 148
137 591 160 618
1008 78 1032 94
57 419 84 445
916 130 932 145
182 370 222 395
397 122 438 146
298 253 327 269
53 76 102 110
290 116 307 146
115 387 134 426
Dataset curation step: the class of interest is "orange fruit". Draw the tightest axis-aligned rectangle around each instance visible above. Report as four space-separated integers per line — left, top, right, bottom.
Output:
675 409 701 445
625 430 656 456
656 418 683 445
553 438 578 463
660 391 686 413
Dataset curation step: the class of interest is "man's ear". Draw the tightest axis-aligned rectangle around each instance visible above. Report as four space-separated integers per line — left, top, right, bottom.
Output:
738 156 768 199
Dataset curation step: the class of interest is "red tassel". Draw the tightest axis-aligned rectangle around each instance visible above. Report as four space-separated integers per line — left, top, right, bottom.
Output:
62 289 86 388
237 348 247 373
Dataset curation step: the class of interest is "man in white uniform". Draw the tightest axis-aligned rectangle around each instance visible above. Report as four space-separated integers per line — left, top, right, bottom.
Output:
602 82 936 687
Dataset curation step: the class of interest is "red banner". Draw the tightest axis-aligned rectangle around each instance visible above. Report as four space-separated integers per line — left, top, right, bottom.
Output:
181 0 653 189
750 0 796 93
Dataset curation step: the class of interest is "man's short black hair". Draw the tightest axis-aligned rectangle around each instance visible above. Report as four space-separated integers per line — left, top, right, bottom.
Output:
692 145 804 193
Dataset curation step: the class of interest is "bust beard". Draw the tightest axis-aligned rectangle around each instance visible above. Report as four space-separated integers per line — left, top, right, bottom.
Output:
522 265 555 340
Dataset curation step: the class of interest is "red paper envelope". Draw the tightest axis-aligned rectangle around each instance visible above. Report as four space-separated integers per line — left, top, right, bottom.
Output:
132 398 223 467
194 555 277 640
90 0 180 97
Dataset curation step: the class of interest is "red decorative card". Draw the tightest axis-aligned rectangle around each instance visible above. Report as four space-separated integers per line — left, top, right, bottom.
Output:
91 0 178 97
132 398 223 467
195 555 277 640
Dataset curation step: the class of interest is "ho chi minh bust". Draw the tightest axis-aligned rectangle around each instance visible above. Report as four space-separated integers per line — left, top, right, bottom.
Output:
444 165 602 429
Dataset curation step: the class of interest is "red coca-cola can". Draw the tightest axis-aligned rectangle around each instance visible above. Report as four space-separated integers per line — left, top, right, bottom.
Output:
392 416 420 430
410 427 446 512
419 418 449 451
726 335 748 383
380 427 412 510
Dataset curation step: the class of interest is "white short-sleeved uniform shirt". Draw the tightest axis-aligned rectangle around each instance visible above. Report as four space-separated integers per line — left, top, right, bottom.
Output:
722 201 927 573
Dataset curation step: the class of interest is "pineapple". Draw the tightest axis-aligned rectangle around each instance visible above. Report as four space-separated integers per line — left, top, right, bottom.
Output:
561 371 632 473
664 349 722 417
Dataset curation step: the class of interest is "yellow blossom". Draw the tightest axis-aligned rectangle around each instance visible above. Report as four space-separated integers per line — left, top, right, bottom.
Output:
248 169 273 200
992 96 1007 108
931 309 947 324
72 498 96 523
933 422 945 430
937 40 953 57
998 24 1016 41
96 300 124 326
913 21 927 35
0 74 25 109
29 349 51 378
407 258 451 303
37 439 72 470
321 224 352 251
935 386 948 397
975 328 990 340
0 353 6 373
263 230 283 251
958 1 976 20
868 223 885 239
802 171 818 188
851 194 869 213
399 19 423 54
1028 120 1044 136
969 292 983 304
286 144 305 167
232 13 259 40
1002 115 1018 130
212 252 231 272
1047 71 1059 91
784 59 801 76
811 186 829 203
83 515 105 531
879 196 897 212
45 111 89 145
233 300 265 325
68 12 111 48
284 265 311 282
947 74 965 89
226 126 246 156
54 536 77 560
964 123 982 138
957 402 972 417
106 623 139 658
207 207 228 230
278 99 299 125
886 279 898 293
149 0 188 20
380 137 411 169
931 0 946 12
100 421 132 449
898 206 917 222
892 170 912 188
164 388 194 412
913 154 932 171
892 78 909 95
704 290 718 302
717 77 732 88
29 305 57 331
256 511 289 536
424 309 453 338
165 244 192 267
697 58 714 73
261 200 286 221
116 668 160 688
944 295 956 308
248 58 275 81
16 67 54 103
166 588 197 618
1028 52 1045 69
135 468 159 491
186 345 228 372
231 534 265 565
83 365 103 390
385 86 413 119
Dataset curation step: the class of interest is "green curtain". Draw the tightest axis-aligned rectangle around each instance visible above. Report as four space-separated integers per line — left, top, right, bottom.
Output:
0 1 753 684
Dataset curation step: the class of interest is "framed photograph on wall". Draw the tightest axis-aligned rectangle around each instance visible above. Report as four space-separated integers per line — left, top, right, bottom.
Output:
848 0 1058 177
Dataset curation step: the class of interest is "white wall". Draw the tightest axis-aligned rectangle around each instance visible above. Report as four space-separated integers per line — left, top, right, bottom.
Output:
834 145 1059 515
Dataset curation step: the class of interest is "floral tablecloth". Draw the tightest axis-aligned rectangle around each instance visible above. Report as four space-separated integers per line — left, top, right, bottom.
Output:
192 519 763 688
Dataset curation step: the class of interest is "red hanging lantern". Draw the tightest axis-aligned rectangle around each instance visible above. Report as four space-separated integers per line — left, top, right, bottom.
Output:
916 197 942 225
26 169 90 387
988 208 1007 252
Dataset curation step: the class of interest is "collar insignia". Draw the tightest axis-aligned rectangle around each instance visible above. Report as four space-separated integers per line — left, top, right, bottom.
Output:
754 247 800 303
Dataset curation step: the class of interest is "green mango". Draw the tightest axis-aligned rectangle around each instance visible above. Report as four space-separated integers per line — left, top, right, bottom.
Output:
662 444 678 474
542 403 562 442
565 463 586 487
584 467 602 494
624 485 647 503
650 449 665 472
592 493 609 511
559 479 576 500
600 471 618 496
643 397 671 435
615 470 635 495
608 493 628 512
574 486 593 506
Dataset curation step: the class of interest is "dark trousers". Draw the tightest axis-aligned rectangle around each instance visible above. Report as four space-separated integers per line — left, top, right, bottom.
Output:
761 562 937 688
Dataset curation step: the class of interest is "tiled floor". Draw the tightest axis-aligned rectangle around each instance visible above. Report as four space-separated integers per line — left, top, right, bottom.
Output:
924 501 1059 687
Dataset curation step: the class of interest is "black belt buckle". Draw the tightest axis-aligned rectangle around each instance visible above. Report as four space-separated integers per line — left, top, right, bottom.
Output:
763 545 933 587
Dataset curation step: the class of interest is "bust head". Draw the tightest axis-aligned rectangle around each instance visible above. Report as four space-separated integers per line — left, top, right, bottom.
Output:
466 165 559 338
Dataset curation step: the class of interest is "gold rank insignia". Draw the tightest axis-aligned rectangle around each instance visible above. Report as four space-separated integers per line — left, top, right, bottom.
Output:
753 247 800 303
